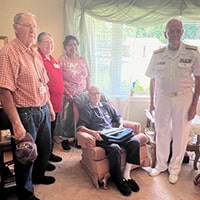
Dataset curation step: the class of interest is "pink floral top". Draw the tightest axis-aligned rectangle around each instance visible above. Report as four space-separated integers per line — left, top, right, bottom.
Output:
58 54 90 100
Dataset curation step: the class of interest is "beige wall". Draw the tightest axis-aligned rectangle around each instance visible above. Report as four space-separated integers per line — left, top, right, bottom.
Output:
0 0 65 58
0 0 150 131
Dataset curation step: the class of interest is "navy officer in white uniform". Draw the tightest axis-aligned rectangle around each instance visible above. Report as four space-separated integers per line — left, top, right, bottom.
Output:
145 18 200 184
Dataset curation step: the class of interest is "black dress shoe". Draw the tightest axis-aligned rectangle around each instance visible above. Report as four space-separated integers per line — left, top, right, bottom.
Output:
49 153 62 162
46 162 56 171
19 194 40 200
18 191 38 200
28 195 40 200
33 175 55 185
61 139 71 150
126 179 140 192
116 179 132 196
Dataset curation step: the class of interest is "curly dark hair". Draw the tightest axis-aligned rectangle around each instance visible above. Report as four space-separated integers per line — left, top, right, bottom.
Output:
63 35 79 50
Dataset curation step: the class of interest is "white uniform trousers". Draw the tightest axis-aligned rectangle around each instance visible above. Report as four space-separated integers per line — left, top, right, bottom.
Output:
155 89 193 175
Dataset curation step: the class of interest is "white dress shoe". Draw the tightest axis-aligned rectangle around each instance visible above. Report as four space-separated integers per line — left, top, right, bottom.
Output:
149 168 161 177
168 174 178 184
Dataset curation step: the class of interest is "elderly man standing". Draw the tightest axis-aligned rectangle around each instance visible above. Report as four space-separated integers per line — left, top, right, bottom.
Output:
146 18 200 184
0 13 55 200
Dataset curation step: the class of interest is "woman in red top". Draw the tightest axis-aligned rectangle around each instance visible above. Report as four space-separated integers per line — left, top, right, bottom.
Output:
37 32 64 169
57 35 90 150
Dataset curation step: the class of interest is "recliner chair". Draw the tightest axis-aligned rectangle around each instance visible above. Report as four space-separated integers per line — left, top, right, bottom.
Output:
73 92 151 189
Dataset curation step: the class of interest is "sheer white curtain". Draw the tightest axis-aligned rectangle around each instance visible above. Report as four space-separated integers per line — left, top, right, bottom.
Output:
64 0 94 80
63 0 200 122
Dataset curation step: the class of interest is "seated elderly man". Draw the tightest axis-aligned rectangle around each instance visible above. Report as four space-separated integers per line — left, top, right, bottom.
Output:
77 86 140 196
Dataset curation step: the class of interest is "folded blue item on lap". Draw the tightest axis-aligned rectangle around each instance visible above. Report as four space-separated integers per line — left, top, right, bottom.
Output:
100 128 134 144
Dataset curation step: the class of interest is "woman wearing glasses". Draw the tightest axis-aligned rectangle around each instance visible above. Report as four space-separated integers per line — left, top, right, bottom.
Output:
37 32 64 170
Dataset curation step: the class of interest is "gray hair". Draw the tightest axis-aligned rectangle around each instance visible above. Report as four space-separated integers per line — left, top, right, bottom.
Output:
14 12 35 24
37 32 52 43
165 18 183 30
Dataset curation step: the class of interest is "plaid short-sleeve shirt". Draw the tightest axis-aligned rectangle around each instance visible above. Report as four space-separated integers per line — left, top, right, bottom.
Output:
0 38 49 107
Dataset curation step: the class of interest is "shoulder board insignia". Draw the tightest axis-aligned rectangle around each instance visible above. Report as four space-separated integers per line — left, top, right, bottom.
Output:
185 44 197 50
154 47 166 54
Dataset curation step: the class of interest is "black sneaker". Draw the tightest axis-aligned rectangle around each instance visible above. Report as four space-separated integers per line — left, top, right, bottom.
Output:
49 153 62 162
126 179 140 192
33 176 55 185
46 162 56 171
116 179 132 196
61 139 71 150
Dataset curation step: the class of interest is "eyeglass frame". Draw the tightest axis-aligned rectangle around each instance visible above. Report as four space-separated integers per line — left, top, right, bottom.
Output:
40 41 54 45
89 92 101 97
15 23 39 31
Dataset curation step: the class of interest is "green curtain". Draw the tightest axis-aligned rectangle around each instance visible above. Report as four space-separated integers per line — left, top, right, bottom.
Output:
65 0 200 27
63 0 200 82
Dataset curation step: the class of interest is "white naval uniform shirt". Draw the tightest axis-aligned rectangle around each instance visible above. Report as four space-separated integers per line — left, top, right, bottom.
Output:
145 42 200 94
145 42 200 174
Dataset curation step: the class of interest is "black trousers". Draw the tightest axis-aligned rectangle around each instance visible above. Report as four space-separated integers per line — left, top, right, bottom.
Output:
50 113 58 154
96 136 140 184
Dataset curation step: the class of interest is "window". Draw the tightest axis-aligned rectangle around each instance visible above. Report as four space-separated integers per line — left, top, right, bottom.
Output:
91 19 200 97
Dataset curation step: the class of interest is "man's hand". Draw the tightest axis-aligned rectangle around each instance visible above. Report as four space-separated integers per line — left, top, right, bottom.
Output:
0 88 26 140
78 126 103 141
50 110 56 121
188 104 196 121
149 104 155 114
12 123 26 140
47 100 56 121
91 130 103 141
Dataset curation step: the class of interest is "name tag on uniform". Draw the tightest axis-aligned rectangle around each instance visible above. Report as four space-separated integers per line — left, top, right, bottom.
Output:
53 63 60 68
179 58 192 63
40 85 47 94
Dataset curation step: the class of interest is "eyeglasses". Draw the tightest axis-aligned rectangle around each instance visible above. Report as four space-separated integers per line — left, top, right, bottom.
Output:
16 23 39 31
89 92 101 97
41 41 54 45
167 28 183 35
